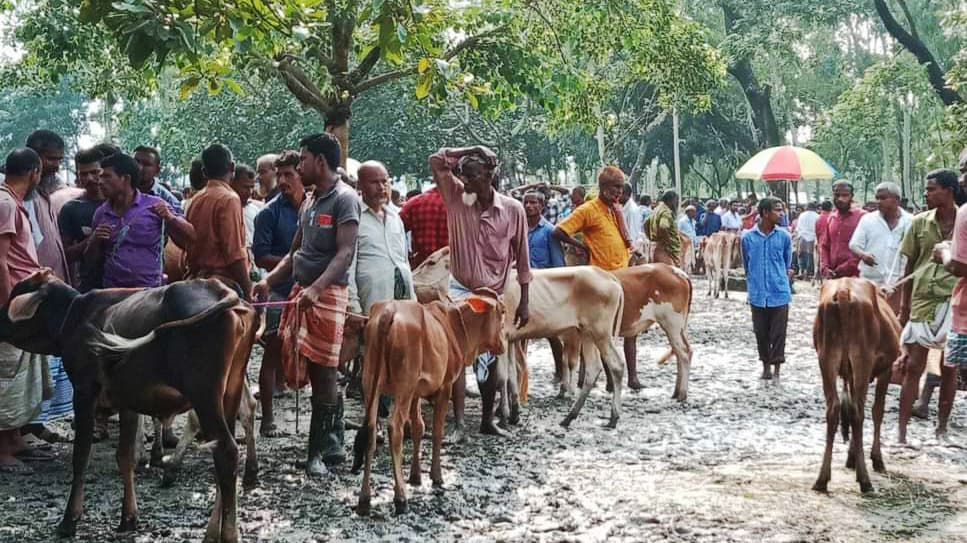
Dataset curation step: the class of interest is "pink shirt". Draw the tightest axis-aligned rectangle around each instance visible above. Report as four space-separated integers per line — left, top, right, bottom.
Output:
821 207 865 278
950 204 967 334
0 185 41 296
433 157 531 294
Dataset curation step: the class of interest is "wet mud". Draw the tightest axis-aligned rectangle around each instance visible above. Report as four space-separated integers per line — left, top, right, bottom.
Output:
4 282 967 542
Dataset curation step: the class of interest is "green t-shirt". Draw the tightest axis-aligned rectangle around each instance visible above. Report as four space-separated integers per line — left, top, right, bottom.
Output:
899 209 957 322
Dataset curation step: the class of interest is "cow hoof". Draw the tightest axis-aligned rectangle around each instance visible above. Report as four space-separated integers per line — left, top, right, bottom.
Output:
394 499 408 516
306 457 328 478
432 478 444 488
479 422 509 438
117 515 137 533
560 417 573 429
408 474 422 487
872 459 886 473
845 456 856 470
604 418 619 429
161 469 177 488
811 481 828 493
242 471 259 489
859 482 874 494
56 517 77 537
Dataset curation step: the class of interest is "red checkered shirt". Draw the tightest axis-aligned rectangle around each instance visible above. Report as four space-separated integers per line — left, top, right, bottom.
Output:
400 187 449 268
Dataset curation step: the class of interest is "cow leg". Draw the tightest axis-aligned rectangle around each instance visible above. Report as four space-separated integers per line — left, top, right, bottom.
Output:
603 341 625 428
117 409 140 532
658 313 693 402
390 397 410 515
560 334 581 398
850 379 873 493
193 404 239 543
356 396 380 516
240 381 259 488
150 417 165 467
562 341 604 428
58 387 97 537
812 366 840 493
624 336 643 390
408 398 424 487
430 388 449 487
162 410 199 487
871 373 889 473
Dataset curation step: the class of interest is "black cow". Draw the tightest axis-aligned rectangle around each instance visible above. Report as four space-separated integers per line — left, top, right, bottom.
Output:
0 270 256 543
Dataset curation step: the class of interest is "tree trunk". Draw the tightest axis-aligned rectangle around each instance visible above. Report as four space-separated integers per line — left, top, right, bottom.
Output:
723 5 782 148
324 101 353 169
873 0 963 106
628 136 650 195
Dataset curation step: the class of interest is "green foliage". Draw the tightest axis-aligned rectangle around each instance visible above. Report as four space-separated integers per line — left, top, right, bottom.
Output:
0 80 89 158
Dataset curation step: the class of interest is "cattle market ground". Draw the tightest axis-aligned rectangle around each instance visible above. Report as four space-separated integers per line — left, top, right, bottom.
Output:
5 281 967 542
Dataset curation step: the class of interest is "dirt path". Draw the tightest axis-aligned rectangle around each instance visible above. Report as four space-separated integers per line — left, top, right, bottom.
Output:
4 282 967 542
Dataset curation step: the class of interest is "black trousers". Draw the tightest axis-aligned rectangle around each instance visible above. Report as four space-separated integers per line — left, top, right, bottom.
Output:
751 305 789 365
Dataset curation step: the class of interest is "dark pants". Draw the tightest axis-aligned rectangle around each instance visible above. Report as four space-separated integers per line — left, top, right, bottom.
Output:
751 305 789 365
797 241 815 277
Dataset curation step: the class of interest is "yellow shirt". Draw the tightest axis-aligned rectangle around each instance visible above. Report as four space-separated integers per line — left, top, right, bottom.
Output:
558 199 628 270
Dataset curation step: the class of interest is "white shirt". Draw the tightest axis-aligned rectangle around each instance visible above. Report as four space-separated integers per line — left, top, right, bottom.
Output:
796 210 819 242
848 209 913 284
721 211 742 230
623 199 643 239
242 200 264 247
677 215 697 244
348 204 416 313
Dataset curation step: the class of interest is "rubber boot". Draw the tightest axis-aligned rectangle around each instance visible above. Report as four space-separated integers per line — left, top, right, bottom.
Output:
306 398 328 477
322 397 346 466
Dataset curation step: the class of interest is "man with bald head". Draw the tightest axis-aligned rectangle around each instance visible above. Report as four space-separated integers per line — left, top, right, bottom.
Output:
256 153 280 201
348 161 415 318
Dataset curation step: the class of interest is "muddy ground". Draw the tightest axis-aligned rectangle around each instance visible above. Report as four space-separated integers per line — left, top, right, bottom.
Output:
4 281 967 542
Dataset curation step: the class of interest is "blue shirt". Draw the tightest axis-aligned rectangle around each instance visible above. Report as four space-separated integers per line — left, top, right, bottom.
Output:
143 181 183 215
742 225 792 308
527 217 565 269
253 193 301 296
703 211 722 236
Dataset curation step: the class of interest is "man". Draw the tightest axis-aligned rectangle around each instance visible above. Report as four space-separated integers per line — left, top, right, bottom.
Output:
253 133 359 476
560 186 587 220
348 161 415 315
0 148 47 473
644 190 681 266
185 144 252 299
795 202 819 279
509 182 569 224
721 200 742 231
815 200 833 273
429 145 530 439
820 182 865 279
252 151 304 438
399 184 448 269
86 152 194 289
23 130 73 443
741 197 793 380
894 170 961 444
849 182 912 291
232 163 265 280
523 190 566 382
555 167 646 389
621 184 643 241
702 200 722 236
133 146 183 214
936 185 967 439
256 153 280 201
678 205 698 248
59 148 106 292
639 195 653 224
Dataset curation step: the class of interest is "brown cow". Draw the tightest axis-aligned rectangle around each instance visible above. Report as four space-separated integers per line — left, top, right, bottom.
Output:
612 264 693 401
353 289 505 516
703 231 742 298
630 232 693 272
812 278 900 494
412 246 451 303
0 272 256 543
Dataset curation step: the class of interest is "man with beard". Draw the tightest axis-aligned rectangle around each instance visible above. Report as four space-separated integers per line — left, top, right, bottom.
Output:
252 151 304 437
254 133 360 476
59 148 107 292
256 153 280 201
0 148 47 472
820 181 865 279
429 145 530 439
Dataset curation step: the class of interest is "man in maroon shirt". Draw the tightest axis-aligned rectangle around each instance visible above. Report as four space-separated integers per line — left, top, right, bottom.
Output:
820 182 865 279
399 187 448 269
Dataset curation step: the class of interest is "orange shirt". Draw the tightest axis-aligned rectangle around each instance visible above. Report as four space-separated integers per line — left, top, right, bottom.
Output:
558 199 628 271
184 179 247 276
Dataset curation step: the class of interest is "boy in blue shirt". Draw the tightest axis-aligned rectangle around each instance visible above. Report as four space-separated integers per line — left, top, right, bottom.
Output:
742 196 793 380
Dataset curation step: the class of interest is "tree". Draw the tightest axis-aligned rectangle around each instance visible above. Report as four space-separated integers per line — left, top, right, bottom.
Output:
0 80 89 158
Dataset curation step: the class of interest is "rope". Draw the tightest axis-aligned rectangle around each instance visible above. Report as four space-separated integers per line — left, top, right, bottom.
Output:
249 298 369 320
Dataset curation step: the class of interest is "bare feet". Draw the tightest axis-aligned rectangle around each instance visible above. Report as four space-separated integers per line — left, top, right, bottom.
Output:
627 379 644 391
760 366 773 380
259 422 285 438
479 420 509 437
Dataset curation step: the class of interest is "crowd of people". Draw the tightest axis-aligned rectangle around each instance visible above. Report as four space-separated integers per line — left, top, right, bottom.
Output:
1 126 967 481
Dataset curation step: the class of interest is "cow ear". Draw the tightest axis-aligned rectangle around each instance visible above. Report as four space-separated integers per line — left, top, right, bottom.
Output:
7 291 45 322
465 296 492 314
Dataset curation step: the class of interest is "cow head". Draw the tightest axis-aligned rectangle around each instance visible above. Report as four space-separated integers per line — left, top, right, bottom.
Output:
0 269 79 356
462 288 506 356
629 235 652 267
413 246 450 303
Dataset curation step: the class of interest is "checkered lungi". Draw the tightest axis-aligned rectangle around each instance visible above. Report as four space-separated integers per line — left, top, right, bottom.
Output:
945 331 967 367
279 284 349 378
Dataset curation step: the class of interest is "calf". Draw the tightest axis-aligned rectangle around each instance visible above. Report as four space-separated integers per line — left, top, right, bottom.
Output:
703 231 742 298
630 232 693 272
0 271 256 543
353 289 505 516
503 267 626 428
812 278 900 494
613 264 693 401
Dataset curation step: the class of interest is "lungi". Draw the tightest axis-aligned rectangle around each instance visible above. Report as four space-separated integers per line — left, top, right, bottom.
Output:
30 356 73 423
0 343 47 431
279 284 349 388
900 301 951 350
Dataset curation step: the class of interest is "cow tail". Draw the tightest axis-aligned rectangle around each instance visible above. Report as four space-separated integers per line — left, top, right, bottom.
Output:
833 283 853 443
612 280 626 337
352 309 394 473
